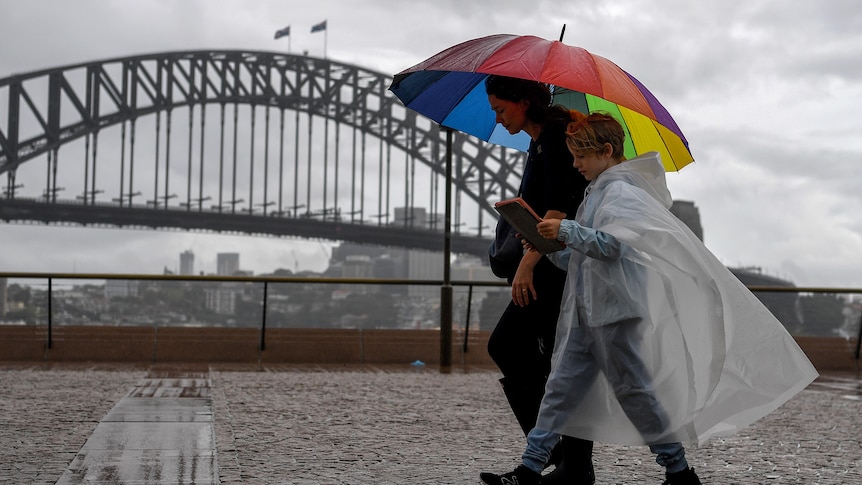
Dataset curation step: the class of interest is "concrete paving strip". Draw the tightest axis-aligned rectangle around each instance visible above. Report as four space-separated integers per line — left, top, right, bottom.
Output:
56 371 218 484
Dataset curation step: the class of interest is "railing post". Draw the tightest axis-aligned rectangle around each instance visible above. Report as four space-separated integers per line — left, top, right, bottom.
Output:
440 128 453 373
854 311 861 360
441 285 452 371
47 277 53 349
462 284 473 354
260 281 268 351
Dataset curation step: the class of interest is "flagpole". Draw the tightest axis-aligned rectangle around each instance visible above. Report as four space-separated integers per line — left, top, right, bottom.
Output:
311 20 328 58
274 25 291 53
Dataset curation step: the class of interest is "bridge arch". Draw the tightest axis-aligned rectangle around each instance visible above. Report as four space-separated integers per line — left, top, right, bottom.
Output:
0 51 526 255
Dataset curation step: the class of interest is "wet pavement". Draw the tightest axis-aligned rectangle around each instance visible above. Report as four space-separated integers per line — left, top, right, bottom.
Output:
55 370 216 484
0 363 859 484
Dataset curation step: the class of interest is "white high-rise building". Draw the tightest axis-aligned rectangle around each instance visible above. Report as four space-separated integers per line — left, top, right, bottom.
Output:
179 250 195 275
217 253 240 276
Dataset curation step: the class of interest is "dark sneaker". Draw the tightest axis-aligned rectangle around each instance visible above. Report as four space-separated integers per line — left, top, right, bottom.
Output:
662 467 702 485
542 460 595 485
542 436 595 485
480 465 541 485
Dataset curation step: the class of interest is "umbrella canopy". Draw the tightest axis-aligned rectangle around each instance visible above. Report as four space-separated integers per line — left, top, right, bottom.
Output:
390 34 693 171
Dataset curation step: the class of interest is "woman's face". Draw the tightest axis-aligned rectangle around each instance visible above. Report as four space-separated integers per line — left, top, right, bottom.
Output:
488 94 529 135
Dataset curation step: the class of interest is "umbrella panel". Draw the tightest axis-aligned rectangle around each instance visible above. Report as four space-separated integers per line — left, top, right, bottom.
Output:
392 70 531 151
552 89 693 171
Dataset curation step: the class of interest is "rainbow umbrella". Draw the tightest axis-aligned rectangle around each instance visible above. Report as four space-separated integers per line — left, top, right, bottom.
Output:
390 34 693 171
389 35 693 369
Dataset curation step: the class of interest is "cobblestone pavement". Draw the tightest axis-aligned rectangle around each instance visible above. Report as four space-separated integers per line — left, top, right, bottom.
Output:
0 363 859 484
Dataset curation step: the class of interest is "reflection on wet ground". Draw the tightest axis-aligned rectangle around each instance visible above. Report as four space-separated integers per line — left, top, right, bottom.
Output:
809 371 862 401
55 368 216 485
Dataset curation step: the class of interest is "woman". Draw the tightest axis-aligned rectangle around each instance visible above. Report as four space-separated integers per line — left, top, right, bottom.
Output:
484 75 593 483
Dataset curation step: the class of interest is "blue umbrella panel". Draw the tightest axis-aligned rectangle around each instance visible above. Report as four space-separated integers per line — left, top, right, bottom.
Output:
390 70 531 152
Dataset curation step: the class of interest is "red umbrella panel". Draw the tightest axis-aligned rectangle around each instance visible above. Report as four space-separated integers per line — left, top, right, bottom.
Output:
390 34 693 171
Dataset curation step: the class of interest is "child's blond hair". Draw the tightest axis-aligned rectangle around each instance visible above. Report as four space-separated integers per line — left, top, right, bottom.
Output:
565 111 626 161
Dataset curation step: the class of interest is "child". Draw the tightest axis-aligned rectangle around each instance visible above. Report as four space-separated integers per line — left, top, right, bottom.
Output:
480 112 818 485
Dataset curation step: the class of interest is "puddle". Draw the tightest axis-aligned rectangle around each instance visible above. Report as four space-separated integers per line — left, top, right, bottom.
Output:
807 372 862 400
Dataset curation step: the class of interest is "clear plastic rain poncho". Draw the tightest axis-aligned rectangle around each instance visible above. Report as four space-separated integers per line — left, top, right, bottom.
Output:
536 152 818 446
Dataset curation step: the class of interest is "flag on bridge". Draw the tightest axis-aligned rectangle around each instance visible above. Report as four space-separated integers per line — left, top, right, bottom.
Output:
311 20 327 33
274 25 290 39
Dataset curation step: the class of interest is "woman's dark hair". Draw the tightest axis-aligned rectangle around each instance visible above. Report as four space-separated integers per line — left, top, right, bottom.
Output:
485 75 552 124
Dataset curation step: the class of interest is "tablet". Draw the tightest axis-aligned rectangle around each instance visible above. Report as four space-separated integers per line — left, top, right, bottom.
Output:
494 197 565 254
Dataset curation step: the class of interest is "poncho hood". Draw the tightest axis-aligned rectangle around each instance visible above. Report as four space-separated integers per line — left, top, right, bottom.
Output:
591 151 672 210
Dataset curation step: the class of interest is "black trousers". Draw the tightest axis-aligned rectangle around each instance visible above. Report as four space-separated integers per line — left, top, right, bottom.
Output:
488 259 567 435
488 258 567 381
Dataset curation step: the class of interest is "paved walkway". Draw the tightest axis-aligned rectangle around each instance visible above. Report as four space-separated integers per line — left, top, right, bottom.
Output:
0 363 859 484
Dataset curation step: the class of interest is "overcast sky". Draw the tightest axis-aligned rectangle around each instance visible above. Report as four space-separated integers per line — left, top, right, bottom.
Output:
1 0 861 287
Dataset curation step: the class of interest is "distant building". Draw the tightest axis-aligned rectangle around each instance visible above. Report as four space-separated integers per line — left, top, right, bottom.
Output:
205 287 236 315
427 213 444 232
452 255 495 282
407 250 443 298
217 253 240 276
343 255 375 294
730 266 803 330
343 255 374 279
394 207 428 229
330 243 445 297
104 280 140 299
179 250 195 275
332 243 397 266
670 200 703 241
374 255 400 280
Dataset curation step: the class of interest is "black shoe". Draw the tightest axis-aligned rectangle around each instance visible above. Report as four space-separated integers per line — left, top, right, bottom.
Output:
545 439 563 469
662 467 702 485
541 437 595 485
480 465 541 485
542 462 595 485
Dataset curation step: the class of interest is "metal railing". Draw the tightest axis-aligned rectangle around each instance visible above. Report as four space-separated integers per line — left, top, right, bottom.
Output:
746 285 862 360
0 271 510 370
1 272 860 367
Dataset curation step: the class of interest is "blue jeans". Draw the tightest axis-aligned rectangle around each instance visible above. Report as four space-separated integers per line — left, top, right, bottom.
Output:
522 428 689 474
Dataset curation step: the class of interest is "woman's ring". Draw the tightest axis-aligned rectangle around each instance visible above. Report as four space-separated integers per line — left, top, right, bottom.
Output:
521 289 527 292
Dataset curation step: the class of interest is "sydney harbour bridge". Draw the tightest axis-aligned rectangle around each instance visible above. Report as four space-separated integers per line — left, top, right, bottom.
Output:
0 50 530 257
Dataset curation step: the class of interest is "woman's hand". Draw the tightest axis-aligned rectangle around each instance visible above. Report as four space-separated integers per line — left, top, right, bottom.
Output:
511 250 540 306
517 233 538 253
537 219 562 240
